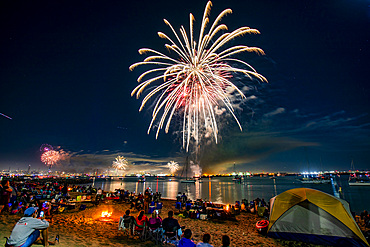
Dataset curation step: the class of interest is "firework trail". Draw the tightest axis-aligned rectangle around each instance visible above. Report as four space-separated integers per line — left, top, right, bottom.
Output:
167 161 179 174
130 1 267 151
112 156 128 170
0 113 12 120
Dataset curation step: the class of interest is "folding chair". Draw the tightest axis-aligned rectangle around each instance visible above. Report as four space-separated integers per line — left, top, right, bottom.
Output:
133 220 147 241
118 216 133 238
147 221 163 245
163 226 180 246
257 206 266 217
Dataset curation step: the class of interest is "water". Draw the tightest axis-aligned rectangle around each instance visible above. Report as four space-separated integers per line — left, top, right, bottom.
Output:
91 175 369 214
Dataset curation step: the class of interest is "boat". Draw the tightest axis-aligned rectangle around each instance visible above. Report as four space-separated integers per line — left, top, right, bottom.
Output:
232 163 242 182
93 176 112 181
181 179 196 183
299 175 331 184
138 175 146 182
348 174 370 186
298 148 331 184
180 156 196 183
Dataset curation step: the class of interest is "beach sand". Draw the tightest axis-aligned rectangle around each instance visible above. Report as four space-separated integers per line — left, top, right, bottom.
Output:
0 199 340 247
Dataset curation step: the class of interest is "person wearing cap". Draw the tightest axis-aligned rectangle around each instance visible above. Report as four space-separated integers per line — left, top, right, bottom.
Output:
6 207 58 247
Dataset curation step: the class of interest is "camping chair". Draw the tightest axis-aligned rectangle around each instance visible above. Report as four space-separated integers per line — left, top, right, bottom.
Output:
118 216 133 238
147 221 163 245
257 206 266 217
163 226 180 246
133 220 147 241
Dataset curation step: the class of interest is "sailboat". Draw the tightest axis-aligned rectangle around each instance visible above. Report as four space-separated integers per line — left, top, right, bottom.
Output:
181 156 196 183
348 159 370 186
232 163 242 181
299 149 331 184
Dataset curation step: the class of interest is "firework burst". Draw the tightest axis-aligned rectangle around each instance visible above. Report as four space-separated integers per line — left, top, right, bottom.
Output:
41 150 60 167
112 156 128 170
130 1 267 151
167 161 179 174
40 144 53 153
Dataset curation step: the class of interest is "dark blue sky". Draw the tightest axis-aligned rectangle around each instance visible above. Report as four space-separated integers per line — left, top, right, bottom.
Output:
1 0 369 174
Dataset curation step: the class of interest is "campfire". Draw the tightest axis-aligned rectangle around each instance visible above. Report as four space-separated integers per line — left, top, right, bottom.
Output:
101 211 112 218
98 210 113 222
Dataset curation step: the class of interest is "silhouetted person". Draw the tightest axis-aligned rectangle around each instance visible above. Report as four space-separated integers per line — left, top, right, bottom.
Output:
221 235 230 247
196 233 213 247
178 229 195 247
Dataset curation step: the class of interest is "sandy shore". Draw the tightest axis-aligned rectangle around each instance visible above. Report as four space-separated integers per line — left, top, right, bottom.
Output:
0 199 342 247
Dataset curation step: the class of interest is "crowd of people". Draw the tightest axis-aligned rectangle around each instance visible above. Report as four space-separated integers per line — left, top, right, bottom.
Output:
120 209 232 247
0 179 91 216
0 178 264 246
174 191 271 221
4 178 369 246
360 210 370 228
0 179 81 246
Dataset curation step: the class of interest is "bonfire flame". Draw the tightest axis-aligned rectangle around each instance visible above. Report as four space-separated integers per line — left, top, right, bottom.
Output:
101 211 112 218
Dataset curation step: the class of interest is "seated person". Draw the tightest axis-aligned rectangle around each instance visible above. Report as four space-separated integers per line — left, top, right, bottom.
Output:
6 207 58 247
240 203 246 211
122 209 135 231
148 210 162 230
221 235 230 247
196 233 213 247
178 229 195 247
135 199 143 210
135 210 148 231
162 210 182 238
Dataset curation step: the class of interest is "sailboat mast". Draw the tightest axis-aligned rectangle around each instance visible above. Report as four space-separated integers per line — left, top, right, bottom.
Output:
186 156 188 179
304 147 310 173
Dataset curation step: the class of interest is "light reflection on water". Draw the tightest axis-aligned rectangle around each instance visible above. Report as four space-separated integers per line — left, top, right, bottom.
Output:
91 175 369 214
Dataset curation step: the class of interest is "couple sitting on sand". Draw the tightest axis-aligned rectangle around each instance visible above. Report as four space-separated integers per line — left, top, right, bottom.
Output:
5 207 59 247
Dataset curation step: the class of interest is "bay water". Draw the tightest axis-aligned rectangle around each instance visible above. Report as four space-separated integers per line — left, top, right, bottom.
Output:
91 175 369 214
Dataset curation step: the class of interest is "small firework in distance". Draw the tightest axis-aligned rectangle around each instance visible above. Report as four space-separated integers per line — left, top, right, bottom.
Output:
112 156 128 171
167 161 179 174
40 144 53 153
41 150 60 167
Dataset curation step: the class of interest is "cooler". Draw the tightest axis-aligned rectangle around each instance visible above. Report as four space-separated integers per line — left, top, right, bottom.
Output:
149 206 156 214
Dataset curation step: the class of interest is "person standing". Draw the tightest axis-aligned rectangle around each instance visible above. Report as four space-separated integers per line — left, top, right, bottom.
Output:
181 193 187 204
0 180 12 213
95 187 103 205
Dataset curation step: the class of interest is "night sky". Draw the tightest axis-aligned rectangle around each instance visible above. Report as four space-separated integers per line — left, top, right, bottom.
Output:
1 0 370 174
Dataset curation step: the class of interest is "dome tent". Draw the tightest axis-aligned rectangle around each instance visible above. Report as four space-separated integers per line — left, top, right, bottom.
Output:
267 188 369 246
